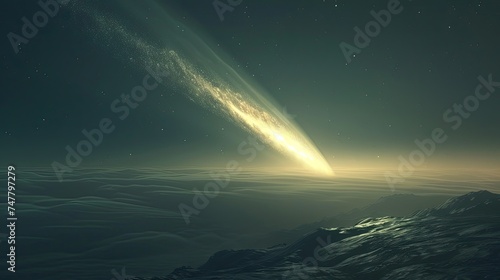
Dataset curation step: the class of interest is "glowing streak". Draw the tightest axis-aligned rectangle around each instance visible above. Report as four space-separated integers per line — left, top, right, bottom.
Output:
164 51 333 175
72 2 334 175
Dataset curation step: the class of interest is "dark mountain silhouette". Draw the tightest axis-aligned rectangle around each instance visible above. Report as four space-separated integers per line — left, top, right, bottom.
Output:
257 193 448 247
133 191 500 279
413 190 500 217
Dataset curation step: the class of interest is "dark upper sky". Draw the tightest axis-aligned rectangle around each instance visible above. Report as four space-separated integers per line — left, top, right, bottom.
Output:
1 0 500 171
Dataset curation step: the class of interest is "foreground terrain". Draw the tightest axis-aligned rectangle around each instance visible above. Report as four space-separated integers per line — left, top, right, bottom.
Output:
152 190 500 279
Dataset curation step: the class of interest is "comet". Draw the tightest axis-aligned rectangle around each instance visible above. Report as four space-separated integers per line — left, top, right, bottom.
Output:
69 0 334 175
164 50 334 175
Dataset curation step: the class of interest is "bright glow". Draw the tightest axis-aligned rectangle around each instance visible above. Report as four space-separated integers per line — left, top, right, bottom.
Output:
72 1 334 175
165 50 334 175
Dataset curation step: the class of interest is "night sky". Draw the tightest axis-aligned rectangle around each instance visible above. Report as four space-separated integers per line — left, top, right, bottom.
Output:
2 1 500 278
2 0 500 172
